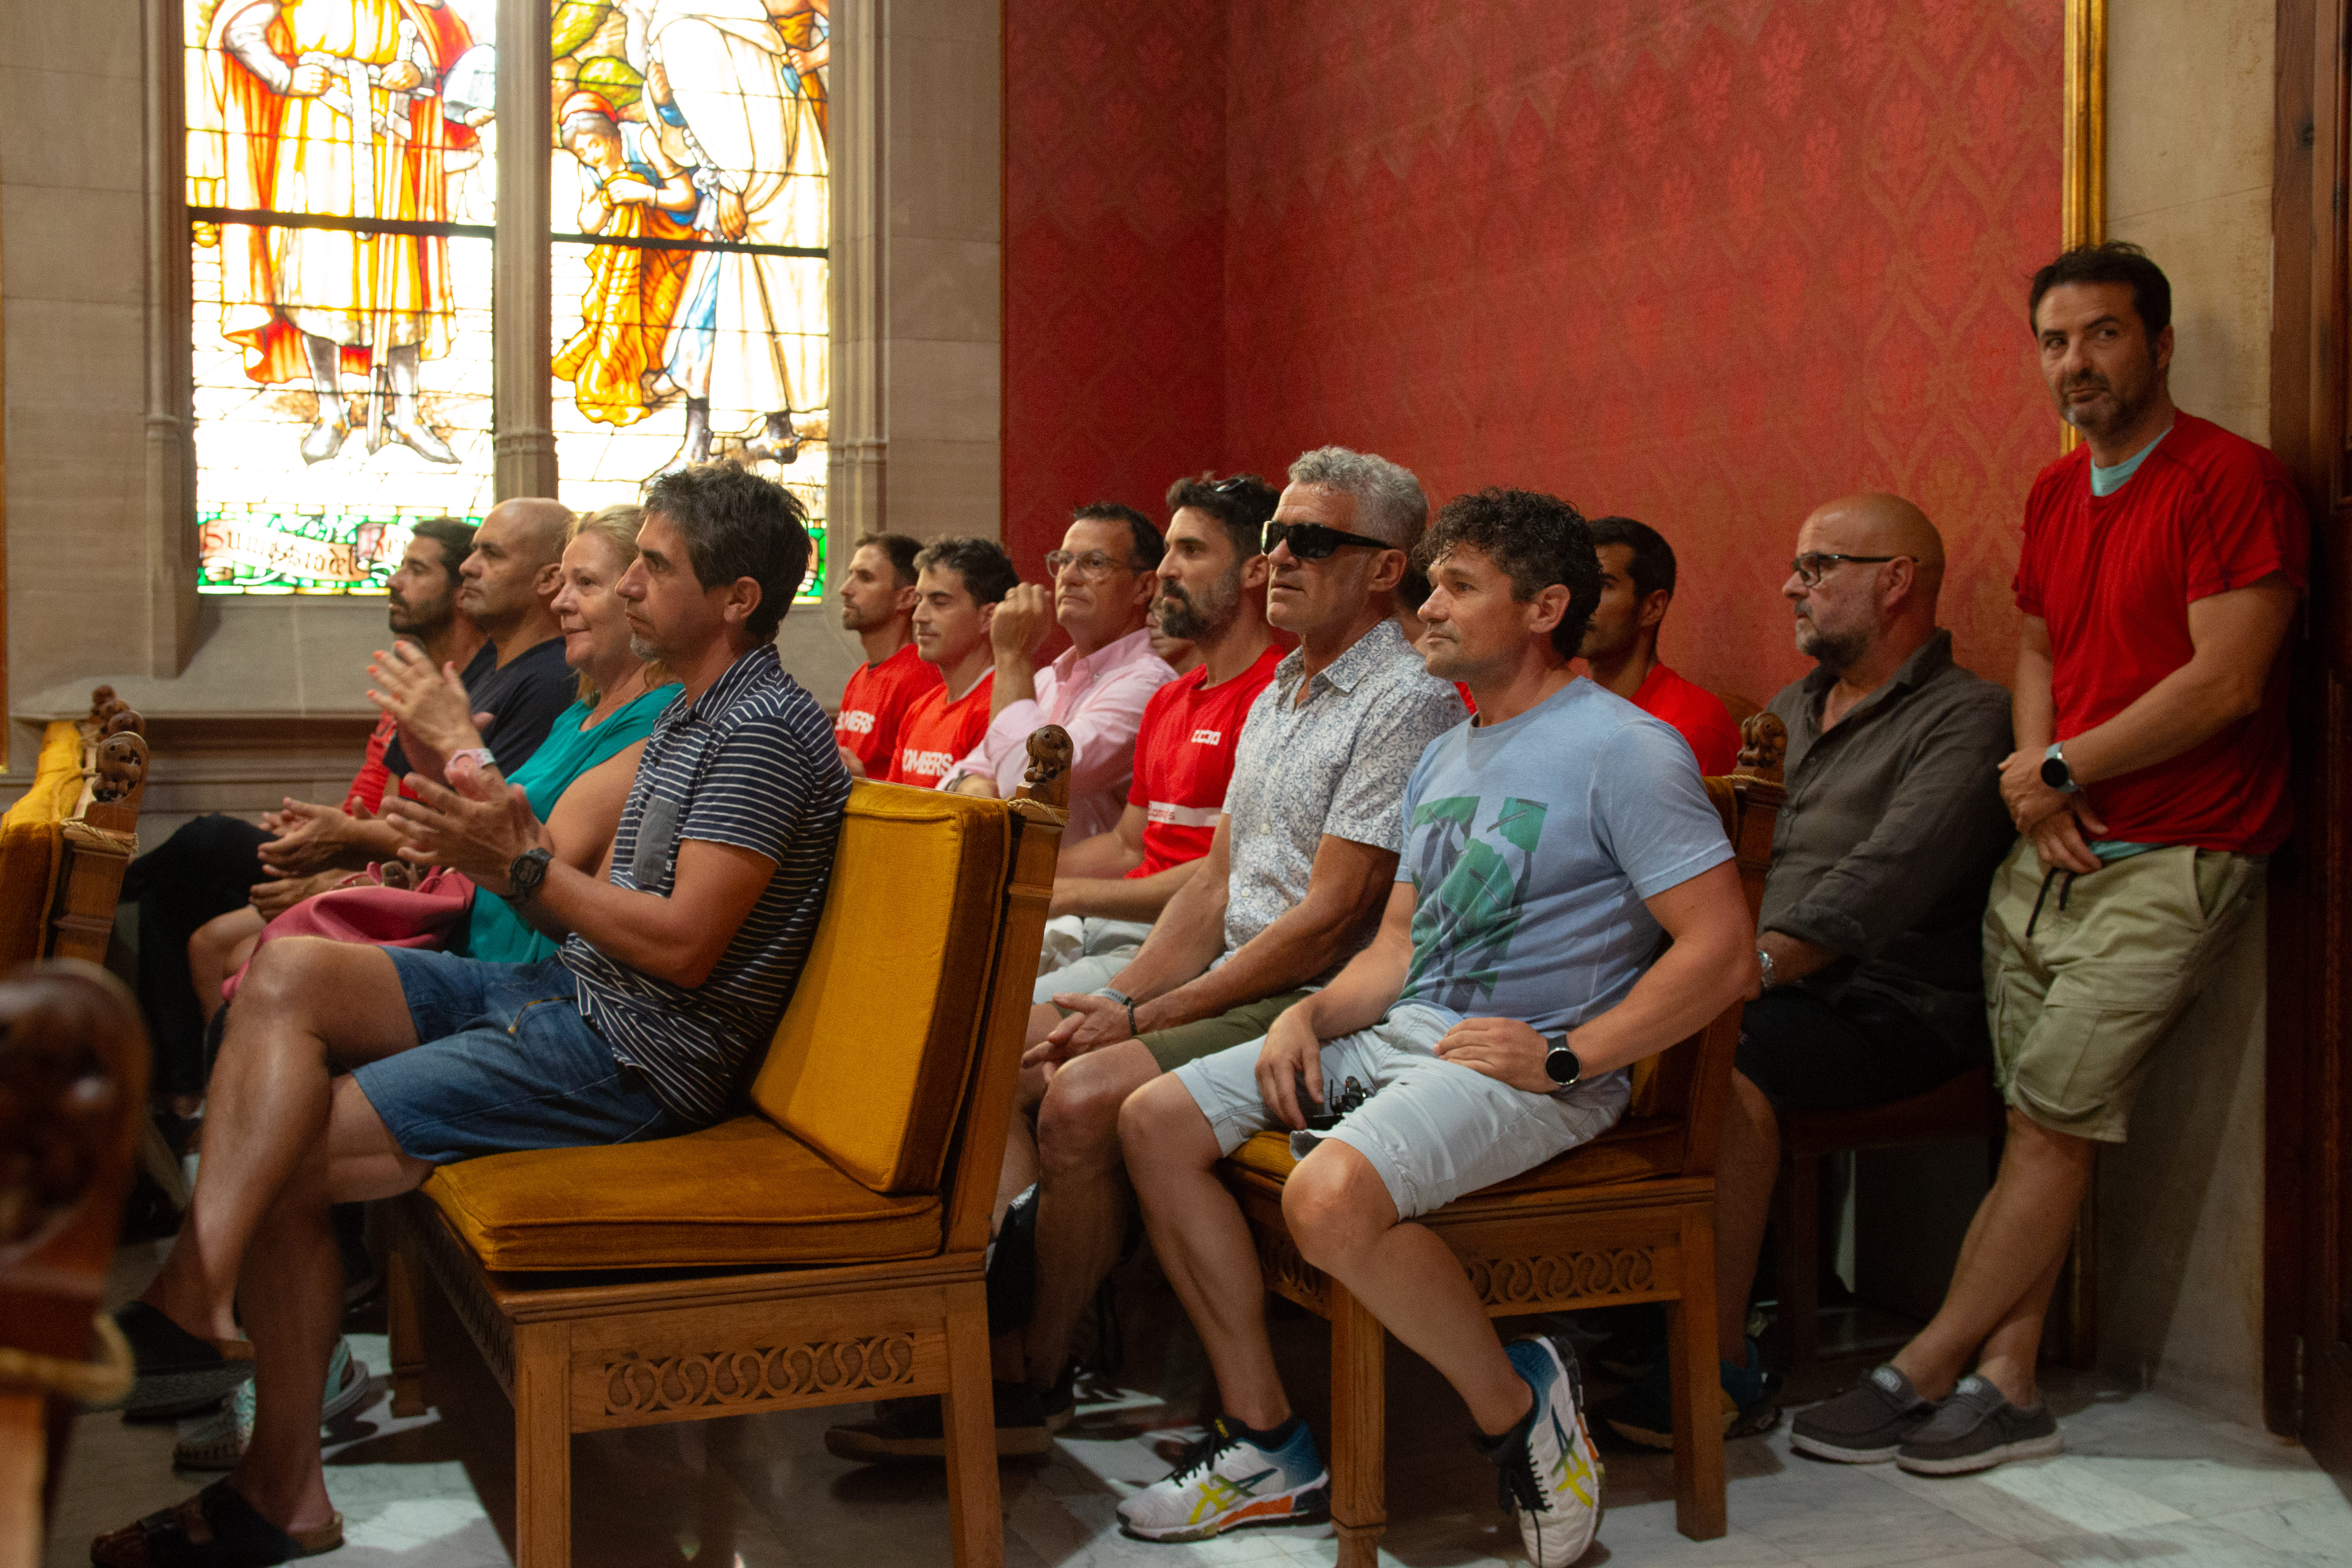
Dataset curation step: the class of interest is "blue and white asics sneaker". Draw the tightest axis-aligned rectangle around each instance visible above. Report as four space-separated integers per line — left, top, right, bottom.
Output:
1116 1415 1331 1542
1482 1333 1605 1568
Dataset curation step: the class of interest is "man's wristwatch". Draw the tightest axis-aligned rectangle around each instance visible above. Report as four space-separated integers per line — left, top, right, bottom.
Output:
505 846 554 905
1544 1034 1583 1090
1756 947 1778 991
2040 741 2079 794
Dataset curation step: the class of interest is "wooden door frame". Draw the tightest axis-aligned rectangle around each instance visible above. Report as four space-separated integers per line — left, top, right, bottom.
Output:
2267 0 2351 1470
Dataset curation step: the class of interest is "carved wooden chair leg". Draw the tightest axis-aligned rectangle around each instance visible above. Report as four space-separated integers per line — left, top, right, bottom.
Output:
511 1322 573 1568
940 1282 1003 1568
1665 1206 1728 1541
1327 1283 1387 1568
385 1225 427 1419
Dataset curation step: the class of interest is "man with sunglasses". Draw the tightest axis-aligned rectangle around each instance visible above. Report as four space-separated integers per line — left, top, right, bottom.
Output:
1602 491 2015 1452
943 502 1177 842
829 447 1461 1461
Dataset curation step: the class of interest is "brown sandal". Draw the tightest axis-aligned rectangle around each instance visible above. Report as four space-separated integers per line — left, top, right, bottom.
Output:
90 1480 342 1567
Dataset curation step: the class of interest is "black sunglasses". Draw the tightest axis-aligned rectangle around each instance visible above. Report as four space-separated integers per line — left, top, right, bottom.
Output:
1262 520 1394 561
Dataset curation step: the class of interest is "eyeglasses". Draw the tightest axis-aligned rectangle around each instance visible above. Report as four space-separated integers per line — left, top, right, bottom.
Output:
1788 552 1909 587
1044 549 1135 579
1263 521 1394 561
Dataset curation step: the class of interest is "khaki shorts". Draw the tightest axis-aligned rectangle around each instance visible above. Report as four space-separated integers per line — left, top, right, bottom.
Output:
1983 839 2262 1142
1138 990 1316 1072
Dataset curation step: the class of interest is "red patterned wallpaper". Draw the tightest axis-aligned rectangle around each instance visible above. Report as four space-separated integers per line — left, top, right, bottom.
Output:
1003 0 1229 584
1005 0 2066 699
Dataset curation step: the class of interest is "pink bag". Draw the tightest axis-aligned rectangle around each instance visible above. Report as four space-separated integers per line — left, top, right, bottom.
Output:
219 867 477 1003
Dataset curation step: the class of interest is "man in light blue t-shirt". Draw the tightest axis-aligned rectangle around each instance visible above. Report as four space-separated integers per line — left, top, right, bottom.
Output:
1115 489 1758 1567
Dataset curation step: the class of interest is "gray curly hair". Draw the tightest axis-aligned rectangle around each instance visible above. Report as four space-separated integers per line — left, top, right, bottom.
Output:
1286 446 1429 549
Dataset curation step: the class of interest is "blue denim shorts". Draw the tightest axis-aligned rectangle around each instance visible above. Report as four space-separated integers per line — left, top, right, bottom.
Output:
350 949 690 1165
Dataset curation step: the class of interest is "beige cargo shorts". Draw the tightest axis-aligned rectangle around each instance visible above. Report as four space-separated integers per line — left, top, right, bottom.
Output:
1982 838 2262 1142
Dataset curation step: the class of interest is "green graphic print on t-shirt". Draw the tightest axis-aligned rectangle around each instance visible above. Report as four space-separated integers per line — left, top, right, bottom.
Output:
1403 795 1548 1013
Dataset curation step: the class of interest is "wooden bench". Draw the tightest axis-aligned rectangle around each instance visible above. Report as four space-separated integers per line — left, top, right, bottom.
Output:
387 729 1073 1568
1217 714 1788 1562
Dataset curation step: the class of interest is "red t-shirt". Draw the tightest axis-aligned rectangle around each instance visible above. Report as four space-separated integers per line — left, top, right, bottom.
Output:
1631 662 1741 777
887 670 995 789
2015 413 2308 853
1125 646 1284 877
836 642 943 777
343 713 398 815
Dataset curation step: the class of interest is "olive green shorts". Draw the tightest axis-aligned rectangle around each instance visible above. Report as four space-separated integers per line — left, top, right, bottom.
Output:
1983 839 2262 1142
1137 990 1316 1072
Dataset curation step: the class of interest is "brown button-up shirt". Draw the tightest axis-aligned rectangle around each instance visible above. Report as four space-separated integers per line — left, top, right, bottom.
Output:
1761 629 2015 1056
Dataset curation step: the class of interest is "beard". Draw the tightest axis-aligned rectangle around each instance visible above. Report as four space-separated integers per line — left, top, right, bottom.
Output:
2055 364 2155 440
387 590 452 636
1794 610 1868 674
1156 571 1239 643
628 631 663 664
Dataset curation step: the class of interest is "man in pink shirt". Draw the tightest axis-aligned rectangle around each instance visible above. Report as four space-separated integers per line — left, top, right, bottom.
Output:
947 503 1177 841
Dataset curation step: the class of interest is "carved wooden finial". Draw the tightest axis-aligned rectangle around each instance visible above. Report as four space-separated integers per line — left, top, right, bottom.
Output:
91 731 150 806
1736 711 1788 782
0 962 147 1264
1017 724 1074 812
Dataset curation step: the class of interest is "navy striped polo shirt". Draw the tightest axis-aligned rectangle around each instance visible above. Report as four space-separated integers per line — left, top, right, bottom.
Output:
561 643 850 1124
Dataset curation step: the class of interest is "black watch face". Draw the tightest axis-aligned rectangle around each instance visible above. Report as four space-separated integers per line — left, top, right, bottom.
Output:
2041 755 2069 789
1546 1042 1581 1086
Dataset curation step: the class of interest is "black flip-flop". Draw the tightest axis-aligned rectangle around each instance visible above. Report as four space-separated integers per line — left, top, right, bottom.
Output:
104 1302 254 1416
90 1479 342 1567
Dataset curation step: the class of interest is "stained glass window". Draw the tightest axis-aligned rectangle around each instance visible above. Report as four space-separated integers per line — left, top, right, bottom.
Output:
185 0 829 600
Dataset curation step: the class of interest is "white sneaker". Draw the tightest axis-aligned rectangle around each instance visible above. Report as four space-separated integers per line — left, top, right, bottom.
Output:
1482 1334 1605 1568
172 1336 372 1471
1115 1416 1330 1542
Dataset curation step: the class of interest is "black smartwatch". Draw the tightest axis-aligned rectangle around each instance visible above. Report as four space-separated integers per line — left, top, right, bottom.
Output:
1544 1034 1583 1090
505 846 554 904
2039 741 2078 795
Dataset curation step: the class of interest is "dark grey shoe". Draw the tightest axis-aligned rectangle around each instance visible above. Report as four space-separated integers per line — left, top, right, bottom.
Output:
1894 1375 2062 1475
1789 1364 1940 1463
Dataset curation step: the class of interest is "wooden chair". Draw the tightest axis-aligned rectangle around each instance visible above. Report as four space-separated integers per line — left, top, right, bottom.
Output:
0 963 150 1568
0 687 151 969
1217 713 1788 1563
1767 1066 2004 1373
386 729 1072 1568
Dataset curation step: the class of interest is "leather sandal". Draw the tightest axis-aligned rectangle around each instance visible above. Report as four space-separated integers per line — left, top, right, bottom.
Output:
104 1303 254 1417
90 1480 342 1567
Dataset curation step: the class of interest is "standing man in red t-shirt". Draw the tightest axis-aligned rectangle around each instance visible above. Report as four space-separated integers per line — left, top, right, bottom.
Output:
1579 515 1741 775
887 537 1017 788
1032 473 1284 1000
834 531 942 777
1796 243 2306 1477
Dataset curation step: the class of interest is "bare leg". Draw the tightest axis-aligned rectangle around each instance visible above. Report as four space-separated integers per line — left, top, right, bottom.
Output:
229 1075 431 1533
1284 1143 1531 1436
1890 1109 2094 1401
1020 1040 1161 1386
1120 1076 1291 1427
994 1063 1046 1231
138 939 418 1342
1713 1071 1779 1363
189 907 267 1028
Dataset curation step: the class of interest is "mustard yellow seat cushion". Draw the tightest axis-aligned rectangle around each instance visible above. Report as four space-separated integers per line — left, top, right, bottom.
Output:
750 781 1008 1196
0 723 86 968
1224 1115 1689 1200
2 722 89 832
421 1115 943 1273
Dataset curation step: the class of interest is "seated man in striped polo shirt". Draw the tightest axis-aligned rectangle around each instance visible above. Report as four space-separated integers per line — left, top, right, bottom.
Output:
92 464 851 1568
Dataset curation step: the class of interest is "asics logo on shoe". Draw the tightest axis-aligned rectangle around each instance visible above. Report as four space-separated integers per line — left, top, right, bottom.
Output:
1549 1408 1600 1509
1188 1468 1274 1525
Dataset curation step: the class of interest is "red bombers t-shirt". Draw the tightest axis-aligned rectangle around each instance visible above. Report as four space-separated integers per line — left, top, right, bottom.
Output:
2015 413 2308 853
1631 662 1741 777
887 669 995 789
835 642 942 776
1125 646 1284 877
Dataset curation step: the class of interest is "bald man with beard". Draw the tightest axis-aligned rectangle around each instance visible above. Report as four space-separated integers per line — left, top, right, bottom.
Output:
1599 493 2015 1449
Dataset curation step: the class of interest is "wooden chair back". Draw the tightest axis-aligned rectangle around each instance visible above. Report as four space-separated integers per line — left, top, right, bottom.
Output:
0 963 149 1568
0 689 149 970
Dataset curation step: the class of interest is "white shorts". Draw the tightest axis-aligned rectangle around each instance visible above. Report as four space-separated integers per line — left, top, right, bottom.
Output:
1033 915 1154 1002
1170 1002 1630 1219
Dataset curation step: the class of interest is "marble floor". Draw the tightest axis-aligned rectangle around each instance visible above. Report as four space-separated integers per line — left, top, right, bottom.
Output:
43 1243 2352 1568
